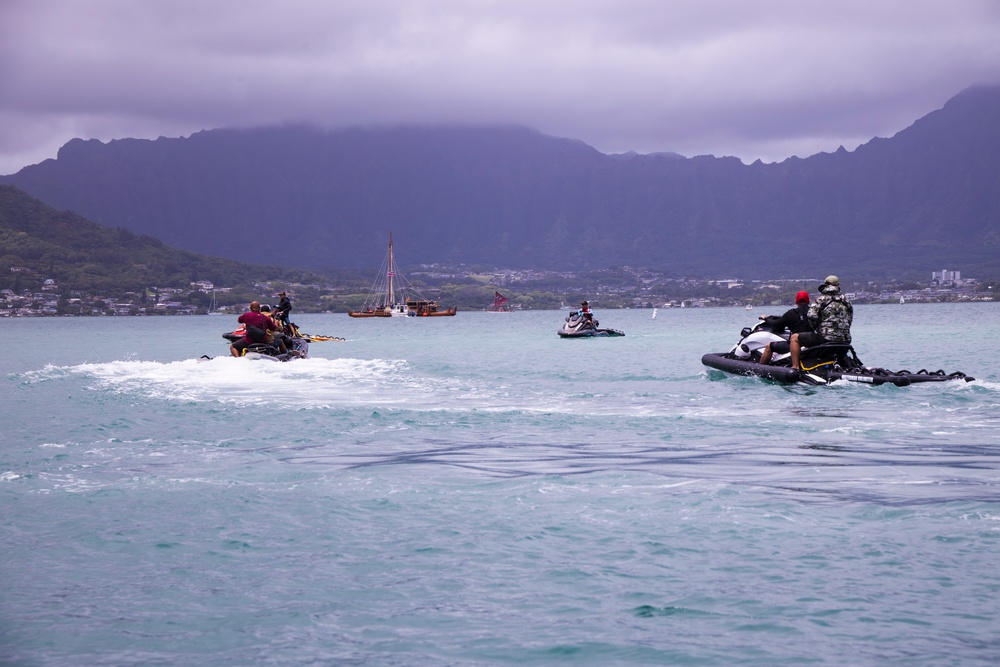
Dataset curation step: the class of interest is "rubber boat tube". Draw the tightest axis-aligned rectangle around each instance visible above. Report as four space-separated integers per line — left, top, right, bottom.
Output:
559 328 625 338
701 353 801 383
701 352 919 386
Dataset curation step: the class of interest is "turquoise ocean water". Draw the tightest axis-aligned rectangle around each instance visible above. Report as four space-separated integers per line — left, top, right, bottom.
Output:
2 303 999 666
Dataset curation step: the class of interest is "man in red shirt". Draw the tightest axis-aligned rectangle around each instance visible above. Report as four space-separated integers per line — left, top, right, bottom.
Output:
229 301 278 357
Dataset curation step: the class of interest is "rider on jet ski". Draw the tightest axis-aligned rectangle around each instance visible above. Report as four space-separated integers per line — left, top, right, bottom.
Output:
576 301 596 329
759 291 813 365
789 276 853 370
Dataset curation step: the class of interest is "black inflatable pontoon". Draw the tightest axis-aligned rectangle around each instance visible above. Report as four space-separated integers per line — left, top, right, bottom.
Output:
702 322 973 386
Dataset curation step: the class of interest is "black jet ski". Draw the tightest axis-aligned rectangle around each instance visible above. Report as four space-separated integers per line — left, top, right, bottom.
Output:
702 320 973 386
558 311 624 338
222 325 310 361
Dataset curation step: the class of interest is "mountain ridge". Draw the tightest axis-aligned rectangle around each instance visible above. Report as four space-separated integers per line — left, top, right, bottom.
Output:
3 85 999 280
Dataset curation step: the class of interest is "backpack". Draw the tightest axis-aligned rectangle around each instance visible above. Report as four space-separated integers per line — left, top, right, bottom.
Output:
246 324 267 343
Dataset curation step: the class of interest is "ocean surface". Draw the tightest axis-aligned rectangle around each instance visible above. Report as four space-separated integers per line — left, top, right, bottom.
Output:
2 303 999 666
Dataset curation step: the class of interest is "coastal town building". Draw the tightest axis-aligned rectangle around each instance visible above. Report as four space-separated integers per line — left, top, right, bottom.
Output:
0 267 994 316
932 269 961 283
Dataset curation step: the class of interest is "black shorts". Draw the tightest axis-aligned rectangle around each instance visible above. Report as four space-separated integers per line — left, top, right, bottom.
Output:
796 332 827 348
768 340 791 354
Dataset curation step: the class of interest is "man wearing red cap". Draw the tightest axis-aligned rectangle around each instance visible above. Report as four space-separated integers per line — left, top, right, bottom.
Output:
759 290 814 365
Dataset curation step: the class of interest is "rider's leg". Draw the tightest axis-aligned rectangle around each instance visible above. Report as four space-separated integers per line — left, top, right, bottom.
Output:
760 343 774 365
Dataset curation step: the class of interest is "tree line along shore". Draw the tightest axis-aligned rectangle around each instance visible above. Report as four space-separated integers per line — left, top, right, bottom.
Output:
2 267 992 317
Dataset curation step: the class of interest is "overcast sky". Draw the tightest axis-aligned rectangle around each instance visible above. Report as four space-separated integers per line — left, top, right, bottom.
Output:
1 0 999 175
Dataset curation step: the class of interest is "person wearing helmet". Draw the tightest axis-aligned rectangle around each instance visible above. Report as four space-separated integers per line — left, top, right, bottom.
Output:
789 276 853 369
758 290 814 365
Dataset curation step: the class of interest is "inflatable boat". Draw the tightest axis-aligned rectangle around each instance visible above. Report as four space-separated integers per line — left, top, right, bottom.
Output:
702 320 973 386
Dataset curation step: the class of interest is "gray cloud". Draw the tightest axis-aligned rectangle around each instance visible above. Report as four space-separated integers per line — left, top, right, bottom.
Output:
2 0 999 174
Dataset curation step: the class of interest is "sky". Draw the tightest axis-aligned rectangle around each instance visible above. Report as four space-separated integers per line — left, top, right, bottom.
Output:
1 0 999 175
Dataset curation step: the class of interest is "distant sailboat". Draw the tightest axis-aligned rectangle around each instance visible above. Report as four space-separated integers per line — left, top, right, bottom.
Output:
651 307 657 319
208 290 223 315
900 295 905 304
487 290 512 312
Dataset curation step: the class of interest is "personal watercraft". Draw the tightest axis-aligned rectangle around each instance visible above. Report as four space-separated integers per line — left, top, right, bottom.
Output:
221 316 337 361
558 311 625 338
222 326 310 361
701 320 973 386
201 316 344 362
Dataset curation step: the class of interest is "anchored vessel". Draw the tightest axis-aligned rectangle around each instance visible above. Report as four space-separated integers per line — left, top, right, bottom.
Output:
349 233 457 318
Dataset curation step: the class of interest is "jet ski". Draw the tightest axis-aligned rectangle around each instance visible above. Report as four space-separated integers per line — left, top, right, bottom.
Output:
701 320 973 386
222 324 311 361
558 311 625 338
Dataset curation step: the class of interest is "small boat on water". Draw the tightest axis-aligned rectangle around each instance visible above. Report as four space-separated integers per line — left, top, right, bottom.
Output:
487 290 512 313
405 299 458 317
348 233 457 318
214 318 345 361
701 318 973 386
558 310 624 338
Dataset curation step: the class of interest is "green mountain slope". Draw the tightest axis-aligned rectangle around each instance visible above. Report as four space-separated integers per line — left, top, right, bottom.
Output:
0 184 322 295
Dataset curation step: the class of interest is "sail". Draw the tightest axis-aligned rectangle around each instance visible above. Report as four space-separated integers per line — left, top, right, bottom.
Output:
487 290 511 312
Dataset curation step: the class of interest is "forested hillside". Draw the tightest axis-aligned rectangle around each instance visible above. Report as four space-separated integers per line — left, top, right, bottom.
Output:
0 185 323 295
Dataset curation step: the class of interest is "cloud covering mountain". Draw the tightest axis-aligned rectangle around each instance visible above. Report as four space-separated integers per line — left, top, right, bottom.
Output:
2 85 999 280
2 1 998 174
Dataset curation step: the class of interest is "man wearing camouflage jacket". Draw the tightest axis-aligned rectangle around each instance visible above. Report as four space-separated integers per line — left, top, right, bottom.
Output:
789 275 853 369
